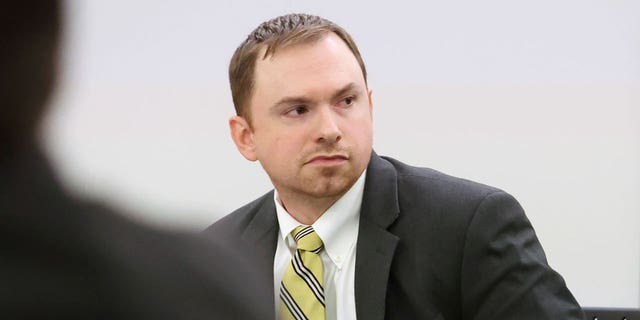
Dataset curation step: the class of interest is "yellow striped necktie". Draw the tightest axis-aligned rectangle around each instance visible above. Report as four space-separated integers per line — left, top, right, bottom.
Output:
279 225 325 320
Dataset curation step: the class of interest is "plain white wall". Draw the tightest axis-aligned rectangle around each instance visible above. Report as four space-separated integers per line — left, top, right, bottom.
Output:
44 0 640 308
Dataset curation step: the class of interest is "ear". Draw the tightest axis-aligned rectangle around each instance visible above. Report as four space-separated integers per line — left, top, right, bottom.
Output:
367 87 374 119
229 115 258 161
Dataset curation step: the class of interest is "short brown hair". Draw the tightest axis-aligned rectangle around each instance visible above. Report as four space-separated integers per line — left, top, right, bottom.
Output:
228 13 367 122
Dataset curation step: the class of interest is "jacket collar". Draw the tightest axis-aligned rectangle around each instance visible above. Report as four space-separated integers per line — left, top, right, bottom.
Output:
354 152 401 320
241 193 279 319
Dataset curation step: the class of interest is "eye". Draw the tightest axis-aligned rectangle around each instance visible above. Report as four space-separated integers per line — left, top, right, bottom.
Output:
285 105 309 116
338 96 356 108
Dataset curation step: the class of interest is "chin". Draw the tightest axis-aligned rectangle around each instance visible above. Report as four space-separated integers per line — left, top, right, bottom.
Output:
306 177 354 198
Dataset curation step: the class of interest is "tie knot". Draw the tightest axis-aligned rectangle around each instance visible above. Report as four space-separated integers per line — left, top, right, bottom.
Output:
291 225 323 252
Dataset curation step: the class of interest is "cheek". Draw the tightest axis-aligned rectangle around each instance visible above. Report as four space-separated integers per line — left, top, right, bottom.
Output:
257 133 303 161
351 115 373 140
348 119 374 157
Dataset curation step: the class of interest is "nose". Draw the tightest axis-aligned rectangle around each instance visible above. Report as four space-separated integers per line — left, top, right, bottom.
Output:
315 106 342 144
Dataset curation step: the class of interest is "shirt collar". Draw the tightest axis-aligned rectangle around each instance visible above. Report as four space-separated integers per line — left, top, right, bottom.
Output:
274 170 366 269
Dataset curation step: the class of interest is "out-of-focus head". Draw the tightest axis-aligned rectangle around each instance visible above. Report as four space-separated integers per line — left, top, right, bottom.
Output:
0 0 61 154
228 13 367 124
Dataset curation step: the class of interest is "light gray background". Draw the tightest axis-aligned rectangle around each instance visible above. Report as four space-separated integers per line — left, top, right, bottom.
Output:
44 0 640 308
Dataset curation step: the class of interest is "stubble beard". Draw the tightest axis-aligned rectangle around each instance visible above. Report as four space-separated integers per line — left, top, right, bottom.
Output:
302 165 355 198
276 142 368 204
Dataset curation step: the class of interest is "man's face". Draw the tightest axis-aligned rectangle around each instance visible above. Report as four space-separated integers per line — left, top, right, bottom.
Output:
230 32 373 201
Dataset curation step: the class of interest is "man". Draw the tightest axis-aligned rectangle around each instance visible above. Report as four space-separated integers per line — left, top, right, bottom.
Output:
205 13 585 320
0 1 268 318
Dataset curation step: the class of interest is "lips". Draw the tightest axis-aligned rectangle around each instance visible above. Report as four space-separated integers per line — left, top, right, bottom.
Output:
306 154 348 165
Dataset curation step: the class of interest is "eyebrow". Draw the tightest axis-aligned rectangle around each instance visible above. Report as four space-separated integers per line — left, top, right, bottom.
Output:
331 82 362 101
271 82 363 110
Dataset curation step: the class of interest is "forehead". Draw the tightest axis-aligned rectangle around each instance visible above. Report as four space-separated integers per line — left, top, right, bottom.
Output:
251 33 365 98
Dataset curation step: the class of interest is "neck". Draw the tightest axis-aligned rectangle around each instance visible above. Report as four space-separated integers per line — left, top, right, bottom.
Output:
277 191 342 225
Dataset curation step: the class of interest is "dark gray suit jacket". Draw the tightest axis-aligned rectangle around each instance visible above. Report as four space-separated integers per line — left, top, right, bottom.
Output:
205 152 584 319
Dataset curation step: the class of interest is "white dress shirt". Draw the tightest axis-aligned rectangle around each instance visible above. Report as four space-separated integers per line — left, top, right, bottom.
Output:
273 170 366 320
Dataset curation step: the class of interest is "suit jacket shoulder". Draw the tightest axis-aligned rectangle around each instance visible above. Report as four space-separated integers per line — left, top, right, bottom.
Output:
361 154 584 320
206 191 273 234
383 154 502 203
203 189 279 320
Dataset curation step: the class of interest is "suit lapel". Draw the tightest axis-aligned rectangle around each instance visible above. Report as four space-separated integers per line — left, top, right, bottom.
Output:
237 153 401 320
241 193 278 320
355 153 400 320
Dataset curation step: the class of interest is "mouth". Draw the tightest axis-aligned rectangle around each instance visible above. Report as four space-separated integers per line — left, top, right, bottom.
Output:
305 154 349 166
